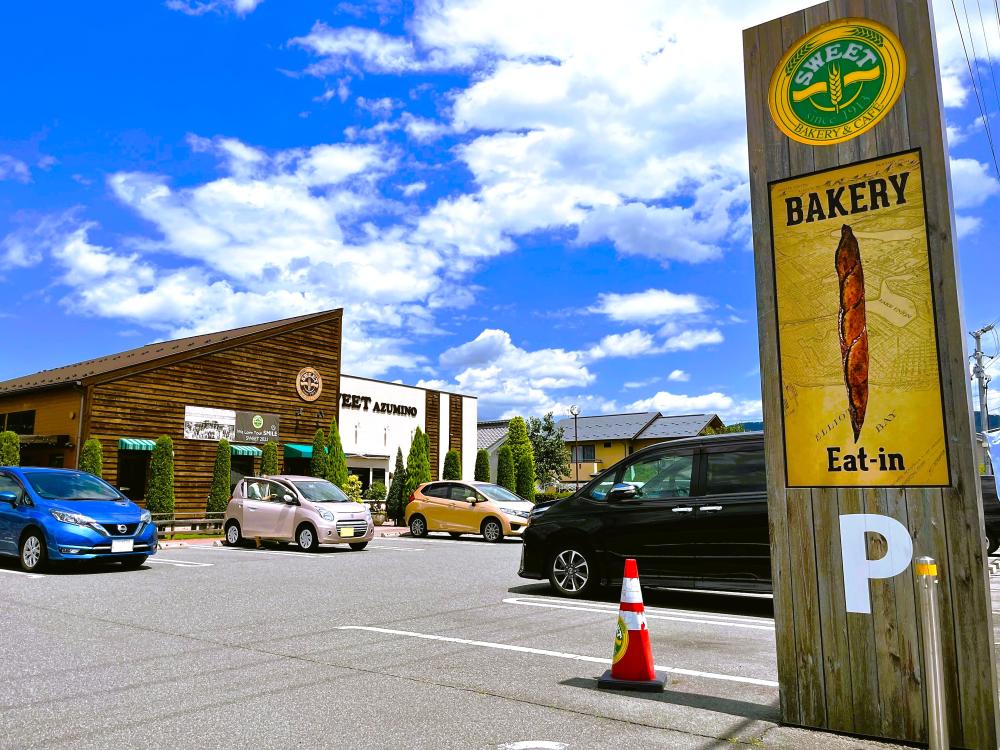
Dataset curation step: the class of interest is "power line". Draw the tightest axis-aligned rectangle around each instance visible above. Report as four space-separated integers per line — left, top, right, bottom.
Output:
976 0 1000 113
952 0 1000 179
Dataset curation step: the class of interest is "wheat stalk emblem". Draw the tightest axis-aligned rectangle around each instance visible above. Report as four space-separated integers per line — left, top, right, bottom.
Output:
829 62 843 112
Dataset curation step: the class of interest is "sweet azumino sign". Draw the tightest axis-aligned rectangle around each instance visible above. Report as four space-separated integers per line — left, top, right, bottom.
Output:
768 18 905 145
769 150 949 487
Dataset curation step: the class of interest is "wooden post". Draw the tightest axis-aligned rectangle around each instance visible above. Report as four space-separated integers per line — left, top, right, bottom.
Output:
743 1 999 746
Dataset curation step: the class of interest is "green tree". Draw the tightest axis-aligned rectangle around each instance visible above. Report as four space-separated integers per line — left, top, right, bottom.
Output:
516 450 536 502
507 416 536 496
146 435 175 515
207 439 231 513
496 444 515 492
344 474 363 503
261 441 279 475
364 481 387 502
474 449 491 482
703 423 745 434
385 448 407 524
405 427 432 498
310 428 328 478
325 418 349 488
443 449 461 480
527 413 570 489
0 431 19 467
79 438 103 477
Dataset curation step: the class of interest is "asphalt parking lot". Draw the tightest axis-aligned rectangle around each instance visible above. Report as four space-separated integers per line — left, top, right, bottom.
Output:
2 537 990 750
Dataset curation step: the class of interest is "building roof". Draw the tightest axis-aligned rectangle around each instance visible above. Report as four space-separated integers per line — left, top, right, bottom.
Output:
634 413 723 440
0 309 342 396
477 419 510 450
555 412 660 442
555 411 723 442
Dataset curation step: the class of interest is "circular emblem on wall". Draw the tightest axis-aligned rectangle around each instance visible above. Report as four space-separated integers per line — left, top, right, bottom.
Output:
768 18 905 146
295 367 323 402
252 414 264 429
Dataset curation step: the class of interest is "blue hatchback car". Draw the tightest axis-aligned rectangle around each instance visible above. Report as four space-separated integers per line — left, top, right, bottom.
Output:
0 467 157 572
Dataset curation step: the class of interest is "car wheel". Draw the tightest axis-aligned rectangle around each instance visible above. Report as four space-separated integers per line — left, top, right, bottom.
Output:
482 518 504 543
20 531 47 573
349 542 368 551
224 521 243 547
120 556 148 570
297 524 319 552
549 546 595 598
409 515 428 538
988 531 999 556
449 532 463 539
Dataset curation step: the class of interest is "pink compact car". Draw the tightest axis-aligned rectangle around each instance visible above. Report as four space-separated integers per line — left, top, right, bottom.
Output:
223 475 373 551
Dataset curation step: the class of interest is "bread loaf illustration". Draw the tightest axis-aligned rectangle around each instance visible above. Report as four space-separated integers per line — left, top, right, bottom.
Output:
835 224 868 442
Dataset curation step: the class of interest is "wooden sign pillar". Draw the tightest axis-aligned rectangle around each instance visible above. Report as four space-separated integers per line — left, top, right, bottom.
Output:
744 1 999 746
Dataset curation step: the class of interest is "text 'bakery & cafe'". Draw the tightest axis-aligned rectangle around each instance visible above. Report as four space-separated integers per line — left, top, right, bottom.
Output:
0 309 477 514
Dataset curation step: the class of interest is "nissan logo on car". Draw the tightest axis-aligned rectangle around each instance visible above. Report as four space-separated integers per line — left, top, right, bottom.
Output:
117 524 128 534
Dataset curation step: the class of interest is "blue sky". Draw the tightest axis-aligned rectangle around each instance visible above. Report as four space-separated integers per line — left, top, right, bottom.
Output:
1 0 998 421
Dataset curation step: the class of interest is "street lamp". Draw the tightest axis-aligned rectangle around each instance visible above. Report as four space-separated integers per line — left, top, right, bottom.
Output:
569 404 580 489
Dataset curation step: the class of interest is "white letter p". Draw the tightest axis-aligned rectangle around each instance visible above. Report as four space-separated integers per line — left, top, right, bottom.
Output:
839 513 914 614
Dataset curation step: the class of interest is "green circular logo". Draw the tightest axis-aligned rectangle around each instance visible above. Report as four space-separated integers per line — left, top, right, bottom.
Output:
252 415 264 429
612 617 628 664
769 18 905 146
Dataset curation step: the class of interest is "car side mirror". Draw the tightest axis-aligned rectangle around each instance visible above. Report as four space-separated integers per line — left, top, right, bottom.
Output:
0 491 16 505
282 494 296 505
607 483 637 502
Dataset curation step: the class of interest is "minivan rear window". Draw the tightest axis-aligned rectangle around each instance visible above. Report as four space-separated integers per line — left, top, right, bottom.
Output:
704 450 766 494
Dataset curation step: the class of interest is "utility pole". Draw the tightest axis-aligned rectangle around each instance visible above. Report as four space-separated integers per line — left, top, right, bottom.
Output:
972 324 994 432
569 405 580 490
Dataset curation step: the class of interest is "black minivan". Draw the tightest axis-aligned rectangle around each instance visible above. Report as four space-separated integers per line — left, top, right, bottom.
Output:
519 431 1000 598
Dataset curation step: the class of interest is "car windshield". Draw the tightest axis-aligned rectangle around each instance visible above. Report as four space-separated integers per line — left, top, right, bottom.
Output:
476 484 523 504
292 480 351 503
23 471 122 501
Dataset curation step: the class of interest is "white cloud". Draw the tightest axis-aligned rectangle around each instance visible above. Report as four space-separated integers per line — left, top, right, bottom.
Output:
667 369 690 382
626 389 762 422
0 155 30 183
956 214 982 237
589 288 706 323
588 330 657 359
165 0 264 16
401 181 427 197
949 157 1000 209
662 328 723 351
623 377 660 390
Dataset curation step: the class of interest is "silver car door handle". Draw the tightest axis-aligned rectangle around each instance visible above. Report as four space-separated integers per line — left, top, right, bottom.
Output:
699 505 724 512
671 507 694 513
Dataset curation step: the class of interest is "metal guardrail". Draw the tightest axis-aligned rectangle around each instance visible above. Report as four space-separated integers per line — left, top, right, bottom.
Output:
151 512 225 537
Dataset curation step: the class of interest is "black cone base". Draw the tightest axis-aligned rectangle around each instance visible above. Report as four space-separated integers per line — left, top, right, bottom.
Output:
597 669 665 692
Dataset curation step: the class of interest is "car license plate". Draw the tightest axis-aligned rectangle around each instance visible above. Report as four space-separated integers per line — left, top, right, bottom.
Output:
339 527 355 538
111 539 134 553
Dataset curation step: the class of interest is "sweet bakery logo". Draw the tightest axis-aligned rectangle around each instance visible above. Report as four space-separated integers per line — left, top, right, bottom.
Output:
768 18 906 146
768 150 949 487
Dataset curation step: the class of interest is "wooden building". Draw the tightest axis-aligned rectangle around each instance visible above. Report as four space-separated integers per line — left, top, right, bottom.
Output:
0 310 344 514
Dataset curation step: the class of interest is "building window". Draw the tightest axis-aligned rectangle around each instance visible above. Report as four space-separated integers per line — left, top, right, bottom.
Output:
5 410 35 435
572 444 596 462
118 451 151 504
603 441 612 448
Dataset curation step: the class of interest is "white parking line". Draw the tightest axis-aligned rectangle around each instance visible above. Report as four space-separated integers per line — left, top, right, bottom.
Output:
367 544 425 552
337 625 780 688
146 558 214 568
189 545 424 556
502 597 774 631
0 568 43 579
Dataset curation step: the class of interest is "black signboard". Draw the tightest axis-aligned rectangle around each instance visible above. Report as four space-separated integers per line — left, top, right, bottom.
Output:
234 411 280 444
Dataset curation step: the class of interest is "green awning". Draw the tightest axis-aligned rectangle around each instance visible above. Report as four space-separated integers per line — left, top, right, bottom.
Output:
284 443 313 458
231 444 263 457
118 438 156 451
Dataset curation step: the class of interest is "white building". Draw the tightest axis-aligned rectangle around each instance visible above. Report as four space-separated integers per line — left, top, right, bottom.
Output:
338 375 477 490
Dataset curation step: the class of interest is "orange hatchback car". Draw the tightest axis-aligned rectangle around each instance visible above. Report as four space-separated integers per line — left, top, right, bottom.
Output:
405 481 532 542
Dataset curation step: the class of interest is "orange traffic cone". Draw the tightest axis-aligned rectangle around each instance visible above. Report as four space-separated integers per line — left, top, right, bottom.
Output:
598 558 665 692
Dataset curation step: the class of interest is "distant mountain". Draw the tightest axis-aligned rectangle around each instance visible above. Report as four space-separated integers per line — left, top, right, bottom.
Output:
734 421 764 432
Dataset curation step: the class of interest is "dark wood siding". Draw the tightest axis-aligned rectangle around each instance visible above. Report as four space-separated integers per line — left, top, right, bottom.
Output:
85 314 342 514
0 387 83 468
425 391 440 481
449 395 462 455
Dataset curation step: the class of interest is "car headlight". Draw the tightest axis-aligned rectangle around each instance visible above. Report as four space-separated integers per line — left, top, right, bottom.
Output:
139 510 152 524
317 509 335 522
50 509 98 527
504 509 530 519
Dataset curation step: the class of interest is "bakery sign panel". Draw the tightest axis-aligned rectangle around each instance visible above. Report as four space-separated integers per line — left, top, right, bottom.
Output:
184 405 280 444
768 149 949 487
